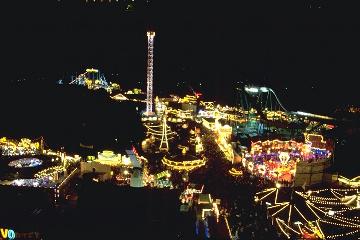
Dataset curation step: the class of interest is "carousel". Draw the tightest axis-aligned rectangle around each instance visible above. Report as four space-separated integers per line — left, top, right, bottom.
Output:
242 134 332 183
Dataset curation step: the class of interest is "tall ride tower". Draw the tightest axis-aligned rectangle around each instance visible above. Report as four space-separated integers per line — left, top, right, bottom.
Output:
145 31 155 115
159 116 169 151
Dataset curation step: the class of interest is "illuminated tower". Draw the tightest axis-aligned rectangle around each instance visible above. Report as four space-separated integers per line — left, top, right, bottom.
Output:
146 31 155 115
159 116 169 151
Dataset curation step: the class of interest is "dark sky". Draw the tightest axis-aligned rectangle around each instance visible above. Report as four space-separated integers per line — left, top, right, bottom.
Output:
1 0 359 112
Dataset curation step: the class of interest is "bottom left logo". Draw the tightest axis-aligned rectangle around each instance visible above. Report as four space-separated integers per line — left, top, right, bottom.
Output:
0 228 16 240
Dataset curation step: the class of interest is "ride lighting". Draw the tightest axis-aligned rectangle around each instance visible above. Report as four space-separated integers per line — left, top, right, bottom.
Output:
244 86 259 93
294 111 334 120
245 86 269 93
328 210 335 216
260 87 269 92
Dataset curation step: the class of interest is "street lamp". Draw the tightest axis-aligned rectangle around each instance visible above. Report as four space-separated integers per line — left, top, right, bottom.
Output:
294 221 303 234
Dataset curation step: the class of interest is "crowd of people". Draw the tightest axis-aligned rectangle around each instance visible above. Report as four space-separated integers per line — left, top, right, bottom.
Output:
221 168 283 239
189 130 285 239
227 199 282 240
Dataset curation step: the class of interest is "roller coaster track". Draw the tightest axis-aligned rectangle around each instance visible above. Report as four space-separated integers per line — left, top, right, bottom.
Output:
236 85 337 129
69 69 109 89
237 86 285 119
268 88 288 112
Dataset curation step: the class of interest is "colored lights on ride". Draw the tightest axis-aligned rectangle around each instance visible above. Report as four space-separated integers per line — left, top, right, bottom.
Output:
161 156 206 172
245 86 269 93
258 164 266 175
255 187 360 239
279 152 291 165
228 168 243 176
337 175 360 188
0 137 40 156
244 137 331 182
248 162 254 172
11 178 56 188
242 158 247 168
8 158 43 168
34 166 65 179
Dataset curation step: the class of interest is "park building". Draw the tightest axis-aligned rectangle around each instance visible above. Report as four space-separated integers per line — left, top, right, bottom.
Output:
202 118 216 131
95 150 131 166
80 149 143 185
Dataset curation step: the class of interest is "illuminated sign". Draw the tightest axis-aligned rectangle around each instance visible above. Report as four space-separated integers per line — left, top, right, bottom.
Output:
155 170 171 179
0 228 15 239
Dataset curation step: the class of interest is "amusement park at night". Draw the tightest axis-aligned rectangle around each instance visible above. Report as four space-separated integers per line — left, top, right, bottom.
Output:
1 1 360 240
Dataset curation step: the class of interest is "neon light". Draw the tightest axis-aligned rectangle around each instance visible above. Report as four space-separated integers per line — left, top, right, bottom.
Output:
224 216 232 238
294 205 309 222
294 111 334 120
258 187 360 239
305 201 321 219
337 175 360 187
8 158 43 168
297 225 303 235
256 188 276 202
247 137 332 183
145 31 155 115
278 218 300 235
58 167 78 189
260 87 268 92
276 218 290 239
257 187 276 195
258 165 266 175
0 228 15 240
272 204 289 217
229 168 243 176
267 202 288 209
245 87 259 93
162 156 206 171
288 205 292 224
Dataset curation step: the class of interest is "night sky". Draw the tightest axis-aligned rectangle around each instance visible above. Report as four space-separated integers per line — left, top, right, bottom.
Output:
1 0 359 112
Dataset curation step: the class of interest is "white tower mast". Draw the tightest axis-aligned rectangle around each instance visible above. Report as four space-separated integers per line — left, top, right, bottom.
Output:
159 115 169 151
146 31 155 115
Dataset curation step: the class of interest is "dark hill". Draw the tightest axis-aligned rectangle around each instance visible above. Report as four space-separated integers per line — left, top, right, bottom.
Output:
0 82 145 154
